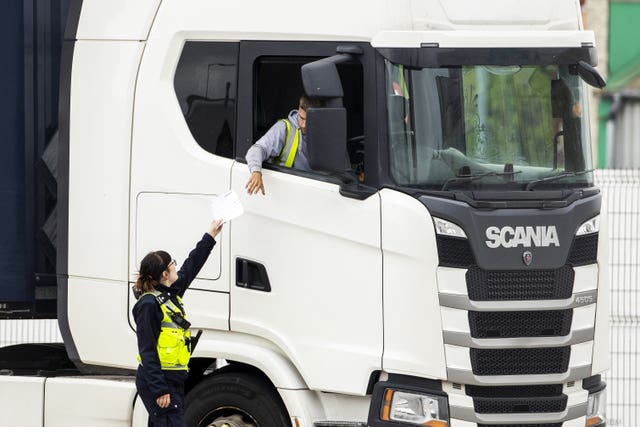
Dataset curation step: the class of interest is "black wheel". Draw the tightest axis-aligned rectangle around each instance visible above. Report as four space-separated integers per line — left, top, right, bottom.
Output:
184 370 290 427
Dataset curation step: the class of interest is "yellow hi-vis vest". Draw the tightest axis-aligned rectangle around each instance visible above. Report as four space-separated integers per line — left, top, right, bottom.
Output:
272 119 300 168
137 290 191 371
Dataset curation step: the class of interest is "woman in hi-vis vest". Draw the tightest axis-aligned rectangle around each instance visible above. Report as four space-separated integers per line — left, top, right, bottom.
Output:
133 219 223 427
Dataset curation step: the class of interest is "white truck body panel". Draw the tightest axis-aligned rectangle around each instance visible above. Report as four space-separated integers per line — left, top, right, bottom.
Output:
68 277 136 369
371 30 596 49
229 165 383 394
135 193 223 282
148 0 396 42
0 376 45 427
75 0 160 41
185 330 308 389
0 376 144 426
143 0 585 43
410 0 582 30
128 34 233 292
68 41 143 282
44 377 136 426
379 189 447 379
277 389 373 425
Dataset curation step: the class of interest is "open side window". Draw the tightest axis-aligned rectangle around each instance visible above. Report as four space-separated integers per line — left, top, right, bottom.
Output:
237 42 364 183
254 56 363 150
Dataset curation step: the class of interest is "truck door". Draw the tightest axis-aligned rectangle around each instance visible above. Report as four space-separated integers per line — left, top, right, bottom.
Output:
230 41 382 395
128 41 239 332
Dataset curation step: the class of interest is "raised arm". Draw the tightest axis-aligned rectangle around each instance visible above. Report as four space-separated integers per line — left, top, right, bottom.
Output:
172 220 223 296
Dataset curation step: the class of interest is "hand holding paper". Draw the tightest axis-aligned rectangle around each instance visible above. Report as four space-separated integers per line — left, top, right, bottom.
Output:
207 219 224 238
210 190 244 224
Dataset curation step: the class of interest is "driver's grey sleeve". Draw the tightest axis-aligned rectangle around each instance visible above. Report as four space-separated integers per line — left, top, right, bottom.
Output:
245 121 288 173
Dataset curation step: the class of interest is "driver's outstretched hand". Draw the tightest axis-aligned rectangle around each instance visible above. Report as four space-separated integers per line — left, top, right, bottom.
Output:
246 171 265 195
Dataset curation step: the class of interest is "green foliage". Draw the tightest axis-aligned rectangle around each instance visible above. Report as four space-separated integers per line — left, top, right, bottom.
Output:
462 67 556 168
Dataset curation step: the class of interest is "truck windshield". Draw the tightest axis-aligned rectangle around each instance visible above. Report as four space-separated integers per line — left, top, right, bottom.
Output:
385 61 594 191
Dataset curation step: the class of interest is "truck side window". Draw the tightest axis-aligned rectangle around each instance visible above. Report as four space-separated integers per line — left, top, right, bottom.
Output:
174 42 238 159
254 56 364 177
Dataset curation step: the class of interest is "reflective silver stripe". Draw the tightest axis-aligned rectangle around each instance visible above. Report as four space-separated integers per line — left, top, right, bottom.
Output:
137 360 188 370
443 327 594 349
450 402 588 424
164 299 180 313
142 290 185 315
447 365 592 386
162 364 188 371
439 290 598 311
161 322 181 329
141 290 161 297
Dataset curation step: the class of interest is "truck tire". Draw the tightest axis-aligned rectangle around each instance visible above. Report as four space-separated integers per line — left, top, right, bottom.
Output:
184 370 290 427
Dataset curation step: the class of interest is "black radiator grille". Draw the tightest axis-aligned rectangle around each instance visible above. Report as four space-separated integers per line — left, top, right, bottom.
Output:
466 384 563 398
436 236 475 267
568 233 598 266
470 347 571 376
466 266 574 301
472 395 568 414
468 384 567 414
469 310 573 338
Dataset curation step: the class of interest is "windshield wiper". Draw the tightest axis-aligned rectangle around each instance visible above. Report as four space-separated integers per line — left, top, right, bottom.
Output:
441 170 521 191
525 169 594 191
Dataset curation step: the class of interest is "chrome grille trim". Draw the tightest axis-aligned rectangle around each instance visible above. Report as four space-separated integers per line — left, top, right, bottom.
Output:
443 328 594 349
447 365 592 386
439 290 598 311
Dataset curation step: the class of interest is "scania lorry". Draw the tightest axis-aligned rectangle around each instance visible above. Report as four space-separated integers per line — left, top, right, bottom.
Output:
1 0 609 426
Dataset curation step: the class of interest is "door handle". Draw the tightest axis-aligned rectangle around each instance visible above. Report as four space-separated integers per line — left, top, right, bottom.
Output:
235 258 271 292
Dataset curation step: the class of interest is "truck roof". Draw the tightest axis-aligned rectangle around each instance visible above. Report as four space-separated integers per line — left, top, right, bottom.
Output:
75 0 585 43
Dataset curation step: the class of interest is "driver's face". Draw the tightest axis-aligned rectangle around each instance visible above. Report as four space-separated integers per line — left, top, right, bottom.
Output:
298 108 307 134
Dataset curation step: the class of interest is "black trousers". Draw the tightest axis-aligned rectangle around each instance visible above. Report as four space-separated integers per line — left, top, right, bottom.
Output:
136 370 186 427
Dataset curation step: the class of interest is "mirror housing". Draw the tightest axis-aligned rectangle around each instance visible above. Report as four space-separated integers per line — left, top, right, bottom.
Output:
301 45 362 106
301 57 344 101
577 60 606 89
301 46 362 174
305 107 347 173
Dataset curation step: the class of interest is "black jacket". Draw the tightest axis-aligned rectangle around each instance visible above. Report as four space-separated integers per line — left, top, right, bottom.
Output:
133 233 216 397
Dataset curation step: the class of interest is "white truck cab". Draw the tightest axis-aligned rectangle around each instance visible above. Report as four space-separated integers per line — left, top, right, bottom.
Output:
2 0 609 426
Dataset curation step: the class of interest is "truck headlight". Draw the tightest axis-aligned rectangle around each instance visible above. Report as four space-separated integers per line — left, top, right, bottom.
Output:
381 389 449 426
433 217 467 239
576 216 599 236
586 388 606 427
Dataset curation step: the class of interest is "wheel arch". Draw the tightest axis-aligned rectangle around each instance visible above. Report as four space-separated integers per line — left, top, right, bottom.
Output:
186 331 329 425
188 331 307 389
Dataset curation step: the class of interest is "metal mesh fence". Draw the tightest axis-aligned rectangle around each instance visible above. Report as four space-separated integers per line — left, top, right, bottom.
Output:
596 169 640 427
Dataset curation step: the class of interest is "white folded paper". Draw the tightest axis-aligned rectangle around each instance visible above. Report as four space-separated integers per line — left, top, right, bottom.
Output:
210 190 244 223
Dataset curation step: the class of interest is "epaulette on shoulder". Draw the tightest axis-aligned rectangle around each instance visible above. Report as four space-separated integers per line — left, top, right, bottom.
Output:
154 292 171 306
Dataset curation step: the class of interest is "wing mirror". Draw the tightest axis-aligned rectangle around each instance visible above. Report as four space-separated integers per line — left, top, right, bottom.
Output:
577 60 606 89
301 46 362 173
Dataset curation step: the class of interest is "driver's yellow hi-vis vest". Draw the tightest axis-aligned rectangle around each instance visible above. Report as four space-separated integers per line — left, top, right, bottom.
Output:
272 119 300 168
138 290 191 371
